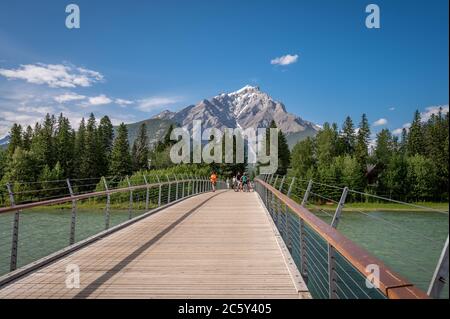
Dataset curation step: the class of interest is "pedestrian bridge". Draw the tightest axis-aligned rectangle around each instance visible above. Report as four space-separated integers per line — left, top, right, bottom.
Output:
0 176 443 299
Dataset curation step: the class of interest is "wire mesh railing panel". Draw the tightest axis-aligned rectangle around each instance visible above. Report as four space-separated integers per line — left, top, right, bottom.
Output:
16 207 72 271
0 177 212 279
0 212 14 276
333 251 386 299
255 176 434 299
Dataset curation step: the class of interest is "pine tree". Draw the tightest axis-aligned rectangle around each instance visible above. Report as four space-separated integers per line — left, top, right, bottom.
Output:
316 122 336 165
374 129 393 167
81 113 100 178
341 116 356 155
55 114 75 177
277 125 291 175
98 116 114 176
110 123 132 177
291 137 316 178
22 125 33 151
354 114 370 188
7 123 23 157
399 128 408 155
74 118 87 177
407 110 424 156
132 123 150 171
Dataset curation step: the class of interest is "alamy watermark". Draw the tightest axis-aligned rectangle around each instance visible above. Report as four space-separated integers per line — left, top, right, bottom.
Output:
365 264 380 289
365 4 381 29
169 120 279 174
65 263 80 289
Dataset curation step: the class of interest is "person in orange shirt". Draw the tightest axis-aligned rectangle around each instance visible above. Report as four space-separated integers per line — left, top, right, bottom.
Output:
210 172 217 192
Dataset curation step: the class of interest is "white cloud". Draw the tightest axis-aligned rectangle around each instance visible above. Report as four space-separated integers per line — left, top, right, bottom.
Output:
136 96 181 112
389 107 395 111
421 105 449 122
87 94 112 106
271 54 299 66
16 106 55 115
0 63 103 88
115 98 134 106
373 118 388 126
54 93 86 103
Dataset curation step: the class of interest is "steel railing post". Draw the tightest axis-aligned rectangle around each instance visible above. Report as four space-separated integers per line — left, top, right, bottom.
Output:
6 183 20 272
268 174 274 185
6 183 20 271
328 245 338 299
286 177 296 253
102 177 111 230
166 175 171 203
287 177 295 197
187 175 191 196
67 178 77 245
196 176 200 194
428 235 449 299
331 187 348 228
299 218 308 282
273 175 279 189
174 175 179 201
278 176 286 193
301 180 313 207
126 176 133 219
143 175 149 211
156 176 162 207
182 175 185 198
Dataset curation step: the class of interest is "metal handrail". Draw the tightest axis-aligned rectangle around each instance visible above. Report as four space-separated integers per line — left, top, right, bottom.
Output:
0 178 201 215
255 177 429 299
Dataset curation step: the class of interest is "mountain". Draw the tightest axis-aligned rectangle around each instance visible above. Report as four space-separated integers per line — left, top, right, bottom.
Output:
0 135 10 149
149 85 319 148
118 118 174 149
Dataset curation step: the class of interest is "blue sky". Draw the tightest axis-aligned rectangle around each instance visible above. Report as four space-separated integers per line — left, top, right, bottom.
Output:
0 0 448 138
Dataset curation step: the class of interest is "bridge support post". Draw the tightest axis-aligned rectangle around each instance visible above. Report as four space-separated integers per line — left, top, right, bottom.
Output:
328 245 338 299
6 183 20 272
126 176 133 220
301 180 313 207
156 176 162 207
143 175 149 211
166 175 171 204
428 235 449 299
67 179 77 244
331 187 348 228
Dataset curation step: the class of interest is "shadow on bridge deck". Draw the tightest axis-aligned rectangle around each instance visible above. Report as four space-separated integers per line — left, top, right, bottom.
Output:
0 190 310 299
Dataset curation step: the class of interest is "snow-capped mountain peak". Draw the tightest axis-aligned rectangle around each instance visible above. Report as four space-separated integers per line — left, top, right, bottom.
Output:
152 85 319 147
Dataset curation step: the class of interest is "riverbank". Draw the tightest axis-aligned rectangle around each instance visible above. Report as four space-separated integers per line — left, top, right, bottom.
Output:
306 201 449 212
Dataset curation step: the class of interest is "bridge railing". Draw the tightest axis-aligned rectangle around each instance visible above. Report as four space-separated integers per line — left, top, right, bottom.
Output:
255 175 434 299
0 175 221 280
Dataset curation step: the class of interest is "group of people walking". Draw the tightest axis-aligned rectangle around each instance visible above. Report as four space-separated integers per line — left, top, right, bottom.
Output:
209 172 253 193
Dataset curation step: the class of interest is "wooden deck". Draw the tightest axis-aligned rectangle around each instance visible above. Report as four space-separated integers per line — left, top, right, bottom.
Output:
0 190 310 299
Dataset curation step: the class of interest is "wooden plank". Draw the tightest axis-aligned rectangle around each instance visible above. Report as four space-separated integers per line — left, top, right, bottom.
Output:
0 191 310 299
